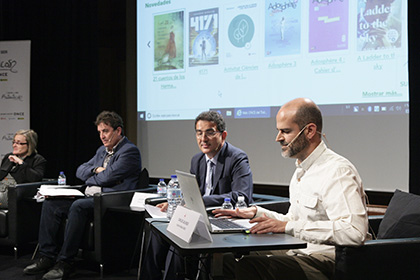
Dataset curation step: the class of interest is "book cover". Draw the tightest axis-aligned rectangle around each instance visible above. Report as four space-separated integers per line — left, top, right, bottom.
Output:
309 0 349 53
265 0 301 57
357 0 402 51
224 2 259 64
189 8 219 67
154 10 185 72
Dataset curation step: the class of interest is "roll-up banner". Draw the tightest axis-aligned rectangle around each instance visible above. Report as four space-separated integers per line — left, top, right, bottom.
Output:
0 40 31 159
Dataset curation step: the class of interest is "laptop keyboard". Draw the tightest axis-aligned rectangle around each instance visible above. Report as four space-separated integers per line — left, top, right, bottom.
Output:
210 218 246 229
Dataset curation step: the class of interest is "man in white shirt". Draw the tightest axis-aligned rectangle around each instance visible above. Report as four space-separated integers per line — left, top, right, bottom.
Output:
214 98 369 279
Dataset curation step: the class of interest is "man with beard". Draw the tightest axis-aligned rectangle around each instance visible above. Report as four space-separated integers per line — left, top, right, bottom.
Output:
213 98 369 280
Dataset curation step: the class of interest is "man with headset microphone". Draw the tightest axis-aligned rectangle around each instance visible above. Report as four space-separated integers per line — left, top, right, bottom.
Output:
24 111 142 280
214 98 369 280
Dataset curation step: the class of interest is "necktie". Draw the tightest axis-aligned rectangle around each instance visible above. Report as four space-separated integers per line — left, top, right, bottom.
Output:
205 161 215 196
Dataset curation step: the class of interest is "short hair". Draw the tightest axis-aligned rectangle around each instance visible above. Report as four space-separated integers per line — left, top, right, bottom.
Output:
95 111 124 135
294 103 323 132
195 111 226 132
15 129 38 156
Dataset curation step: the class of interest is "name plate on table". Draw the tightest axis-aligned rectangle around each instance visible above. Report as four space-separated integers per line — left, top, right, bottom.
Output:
167 206 213 243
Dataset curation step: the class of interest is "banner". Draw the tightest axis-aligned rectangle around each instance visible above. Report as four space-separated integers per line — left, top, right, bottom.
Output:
0 40 31 159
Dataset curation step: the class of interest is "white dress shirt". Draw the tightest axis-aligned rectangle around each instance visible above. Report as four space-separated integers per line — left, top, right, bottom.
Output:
255 141 369 256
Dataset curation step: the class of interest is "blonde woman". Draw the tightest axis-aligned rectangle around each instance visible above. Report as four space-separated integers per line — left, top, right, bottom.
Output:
0 129 46 186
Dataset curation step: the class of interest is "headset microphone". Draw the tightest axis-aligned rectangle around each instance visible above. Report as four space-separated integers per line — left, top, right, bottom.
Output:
108 131 116 142
286 124 308 148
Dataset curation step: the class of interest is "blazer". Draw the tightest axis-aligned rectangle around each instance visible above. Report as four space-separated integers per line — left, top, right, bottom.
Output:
0 152 46 184
190 141 253 207
76 137 142 192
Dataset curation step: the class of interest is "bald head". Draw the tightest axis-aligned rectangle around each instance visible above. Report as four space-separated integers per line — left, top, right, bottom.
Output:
275 98 323 162
279 98 323 133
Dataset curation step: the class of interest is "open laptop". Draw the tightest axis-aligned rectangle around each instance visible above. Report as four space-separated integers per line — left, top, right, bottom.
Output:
176 170 252 233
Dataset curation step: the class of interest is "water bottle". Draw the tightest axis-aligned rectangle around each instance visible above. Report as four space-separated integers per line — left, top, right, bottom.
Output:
58 171 66 185
166 175 182 220
157 179 167 197
222 198 233 209
235 195 247 209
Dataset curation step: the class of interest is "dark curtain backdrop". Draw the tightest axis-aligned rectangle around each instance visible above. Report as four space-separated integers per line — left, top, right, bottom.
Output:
0 0 127 184
408 1 420 195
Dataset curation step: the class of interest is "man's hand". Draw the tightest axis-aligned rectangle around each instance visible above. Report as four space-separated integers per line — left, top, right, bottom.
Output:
8 155 23 165
212 206 257 219
95 167 105 173
249 214 288 234
157 202 168 212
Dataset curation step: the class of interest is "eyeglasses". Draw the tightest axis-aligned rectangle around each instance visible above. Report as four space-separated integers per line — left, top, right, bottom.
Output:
12 141 28 146
195 129 222 138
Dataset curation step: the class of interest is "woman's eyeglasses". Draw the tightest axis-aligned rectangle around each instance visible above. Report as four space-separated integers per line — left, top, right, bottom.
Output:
12 141 28 146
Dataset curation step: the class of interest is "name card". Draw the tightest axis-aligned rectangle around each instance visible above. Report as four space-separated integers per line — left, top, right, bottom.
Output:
167 206 212 243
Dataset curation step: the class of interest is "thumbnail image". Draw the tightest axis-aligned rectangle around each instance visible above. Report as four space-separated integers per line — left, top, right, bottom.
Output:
265 0 301 57
228 14 255 48
357 0 402 51
309 0 349 53
224 2 259 64
189 8 219 67
154 10 185 72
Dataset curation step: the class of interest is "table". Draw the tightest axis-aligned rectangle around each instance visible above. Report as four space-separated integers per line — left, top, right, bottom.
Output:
141 218 307 279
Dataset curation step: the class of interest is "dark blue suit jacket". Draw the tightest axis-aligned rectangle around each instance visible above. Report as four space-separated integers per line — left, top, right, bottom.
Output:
76 137 141 192
190 142 253 207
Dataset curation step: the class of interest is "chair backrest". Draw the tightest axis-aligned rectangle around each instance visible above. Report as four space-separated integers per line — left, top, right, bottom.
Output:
137 168 149 189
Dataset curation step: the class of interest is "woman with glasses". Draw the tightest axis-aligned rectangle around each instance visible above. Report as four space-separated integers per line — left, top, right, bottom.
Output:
0 129 47 207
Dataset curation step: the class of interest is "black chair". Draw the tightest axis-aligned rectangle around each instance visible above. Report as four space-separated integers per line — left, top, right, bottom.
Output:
335 217 420 279
137 167 149 190
76 168 156 277
334 190 420 280
0 179 57 259
251 193 290 214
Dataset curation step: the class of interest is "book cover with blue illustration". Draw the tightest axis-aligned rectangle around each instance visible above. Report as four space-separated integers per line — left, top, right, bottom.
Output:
265 0 301 57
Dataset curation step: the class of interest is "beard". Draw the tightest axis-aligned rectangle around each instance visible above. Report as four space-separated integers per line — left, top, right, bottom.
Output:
281 134 309 159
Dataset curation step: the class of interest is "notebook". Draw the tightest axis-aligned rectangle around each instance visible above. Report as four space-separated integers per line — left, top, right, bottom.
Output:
176 170 251 233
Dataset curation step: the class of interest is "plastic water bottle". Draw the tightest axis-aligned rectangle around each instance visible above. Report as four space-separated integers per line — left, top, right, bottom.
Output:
58 171 66 185
235 195 247 209
157 179 167 197
222 198 233 209
166 175 182 220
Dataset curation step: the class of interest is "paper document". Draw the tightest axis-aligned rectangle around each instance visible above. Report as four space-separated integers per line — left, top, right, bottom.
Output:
129 192 161 210
36 185 85 200
144 204 167 218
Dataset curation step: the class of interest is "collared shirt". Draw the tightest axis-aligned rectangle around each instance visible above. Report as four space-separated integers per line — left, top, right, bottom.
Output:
255 141 369 257
105 135 125 156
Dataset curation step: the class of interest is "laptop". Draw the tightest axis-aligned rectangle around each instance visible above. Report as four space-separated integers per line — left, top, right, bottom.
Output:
176 170 252 233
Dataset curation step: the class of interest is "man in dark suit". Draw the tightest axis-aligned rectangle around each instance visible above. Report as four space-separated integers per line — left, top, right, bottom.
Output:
140 111 253 280
24 111 142 280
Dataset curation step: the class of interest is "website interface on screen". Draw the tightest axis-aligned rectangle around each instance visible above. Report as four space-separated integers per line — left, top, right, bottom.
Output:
137 0 408 121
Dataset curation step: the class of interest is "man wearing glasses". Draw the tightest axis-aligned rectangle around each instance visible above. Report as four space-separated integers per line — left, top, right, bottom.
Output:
141 111 253 280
